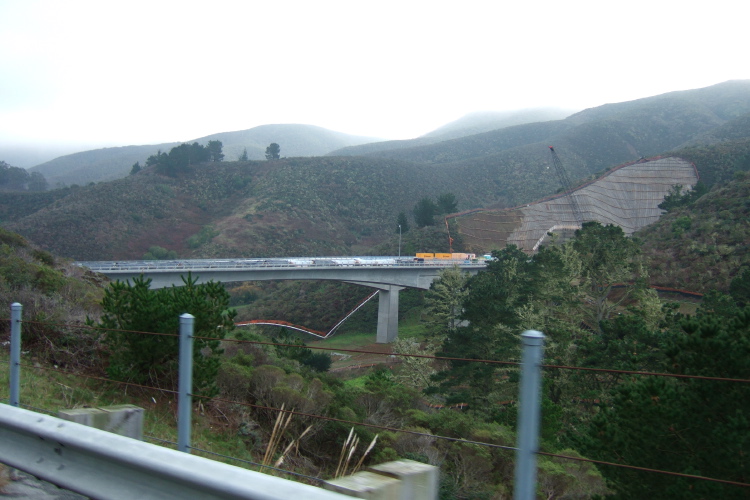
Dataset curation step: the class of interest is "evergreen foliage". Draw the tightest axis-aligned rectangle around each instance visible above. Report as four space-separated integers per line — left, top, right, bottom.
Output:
206 140 224 162
142 245 177 260
658 182 707 212
88 273 236 395
575 305 750 499
413 197 437 227
0 160 48 191
436 193 458 214
145 141 220 176
396 211 409 234
265 143 281 160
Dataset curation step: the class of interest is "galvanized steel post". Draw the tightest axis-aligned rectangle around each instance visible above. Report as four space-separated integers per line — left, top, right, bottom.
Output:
178 313 194 453
10 303 22 407
513 330 545 500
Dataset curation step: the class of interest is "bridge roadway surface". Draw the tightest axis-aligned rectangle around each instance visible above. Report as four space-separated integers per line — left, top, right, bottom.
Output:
75 257 487 343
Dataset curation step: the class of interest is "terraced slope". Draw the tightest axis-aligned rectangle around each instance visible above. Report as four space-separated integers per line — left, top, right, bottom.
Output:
450 156 698 253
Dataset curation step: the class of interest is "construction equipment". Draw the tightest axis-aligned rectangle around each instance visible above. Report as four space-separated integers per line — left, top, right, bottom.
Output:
548 146 584 227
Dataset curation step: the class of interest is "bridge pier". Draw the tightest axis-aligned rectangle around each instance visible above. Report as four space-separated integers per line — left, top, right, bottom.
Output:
376 285 403 344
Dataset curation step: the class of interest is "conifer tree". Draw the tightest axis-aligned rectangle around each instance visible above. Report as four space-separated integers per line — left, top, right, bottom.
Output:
88 273 236 396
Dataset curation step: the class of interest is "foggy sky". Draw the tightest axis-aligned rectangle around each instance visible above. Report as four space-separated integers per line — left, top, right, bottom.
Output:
1 0 748 153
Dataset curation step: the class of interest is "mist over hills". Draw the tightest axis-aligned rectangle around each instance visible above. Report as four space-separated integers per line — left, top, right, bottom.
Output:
26 125 381 187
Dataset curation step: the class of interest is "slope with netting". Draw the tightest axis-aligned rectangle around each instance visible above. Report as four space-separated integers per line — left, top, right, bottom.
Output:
450 156 699 253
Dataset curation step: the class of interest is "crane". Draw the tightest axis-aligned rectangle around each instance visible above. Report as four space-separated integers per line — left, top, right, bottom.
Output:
548 146 584 227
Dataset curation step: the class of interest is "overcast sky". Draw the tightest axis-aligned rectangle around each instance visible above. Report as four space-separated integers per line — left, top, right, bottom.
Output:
1 0 748 151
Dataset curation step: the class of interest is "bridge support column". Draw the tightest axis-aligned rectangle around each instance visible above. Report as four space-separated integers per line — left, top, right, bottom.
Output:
376 285 402 344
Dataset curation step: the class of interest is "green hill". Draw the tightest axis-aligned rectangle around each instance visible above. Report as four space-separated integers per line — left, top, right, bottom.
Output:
28 125 380 187
638 142 750 293
4 157 466 260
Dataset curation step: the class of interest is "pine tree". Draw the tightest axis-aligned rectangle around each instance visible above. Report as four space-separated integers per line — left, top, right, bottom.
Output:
87 273 236 396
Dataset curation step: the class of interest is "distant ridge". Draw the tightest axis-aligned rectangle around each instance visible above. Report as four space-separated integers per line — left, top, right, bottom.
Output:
28 124 381 187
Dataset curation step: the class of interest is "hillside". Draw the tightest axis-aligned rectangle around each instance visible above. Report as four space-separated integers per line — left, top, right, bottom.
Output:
3 157 467 260
0 227 105 366
333 81 750 194
637 152 750 293
28 143 181 187
421 108 575 140
27 125 380 187
329 107 574 156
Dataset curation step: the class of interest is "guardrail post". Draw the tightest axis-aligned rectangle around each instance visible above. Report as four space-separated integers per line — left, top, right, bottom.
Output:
514 330 545 500
178 313 194 453
9 302 22 407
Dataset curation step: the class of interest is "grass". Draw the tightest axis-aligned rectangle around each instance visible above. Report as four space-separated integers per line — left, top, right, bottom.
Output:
0 350 290 476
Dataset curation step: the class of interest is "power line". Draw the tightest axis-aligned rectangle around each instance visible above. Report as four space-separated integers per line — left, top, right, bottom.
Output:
536 451 750 488
194 394 518 453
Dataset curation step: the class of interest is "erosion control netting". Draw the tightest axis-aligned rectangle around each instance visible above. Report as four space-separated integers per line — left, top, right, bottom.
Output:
452 157 699 252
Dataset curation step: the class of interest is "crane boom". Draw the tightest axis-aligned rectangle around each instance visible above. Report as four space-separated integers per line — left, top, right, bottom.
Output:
548 146 583 227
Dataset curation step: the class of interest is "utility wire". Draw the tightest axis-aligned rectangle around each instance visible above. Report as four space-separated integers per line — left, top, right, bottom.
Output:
11 317 749 383
195 394 518 452
536 451 750 488
18 361 178 395
204 336 750 384
14 319 179 337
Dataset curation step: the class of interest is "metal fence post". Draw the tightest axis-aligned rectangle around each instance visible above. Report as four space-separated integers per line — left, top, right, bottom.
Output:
514 330 545 500
178 313 194 453
9 303 22 407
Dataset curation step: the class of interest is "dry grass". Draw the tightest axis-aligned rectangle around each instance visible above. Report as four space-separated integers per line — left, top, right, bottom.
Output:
0 463 10 492
334 428 378 479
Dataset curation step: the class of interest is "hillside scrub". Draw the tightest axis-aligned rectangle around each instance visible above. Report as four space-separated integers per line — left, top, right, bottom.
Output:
0 227 105 369
639 170 750 292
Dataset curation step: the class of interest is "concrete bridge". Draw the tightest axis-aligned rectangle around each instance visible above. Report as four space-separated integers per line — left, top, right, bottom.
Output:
75 257 486 342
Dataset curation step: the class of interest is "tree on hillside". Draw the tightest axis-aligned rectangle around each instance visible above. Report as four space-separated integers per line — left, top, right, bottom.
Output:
658 182 707 212
413 197 437 227
424 266 470 336
396 212 409 234
431 245 533 411
436 193 458 214
0 161 48 191
143 245 177 260
238 148 249 161
87 274 236 396
130 162 141 175
207 140 224 162
576 305 750 499
572 222 646 328
265 143 281 160
145 142 213 176
27 171 48 191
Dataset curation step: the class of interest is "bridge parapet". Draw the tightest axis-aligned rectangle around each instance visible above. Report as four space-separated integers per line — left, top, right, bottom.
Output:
75 257 486 343
75 257 486 290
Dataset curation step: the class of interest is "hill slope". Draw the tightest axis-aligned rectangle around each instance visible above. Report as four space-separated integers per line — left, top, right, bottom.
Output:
329 107 574 156
28 125 380 187
333 80 750 185
5 157 467 260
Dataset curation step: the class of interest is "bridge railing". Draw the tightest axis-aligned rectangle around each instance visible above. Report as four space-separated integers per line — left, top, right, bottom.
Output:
74 256 488 273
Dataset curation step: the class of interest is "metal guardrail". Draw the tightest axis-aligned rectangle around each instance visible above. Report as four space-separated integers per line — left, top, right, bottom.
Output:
74 256 488 273
0 404 352 500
